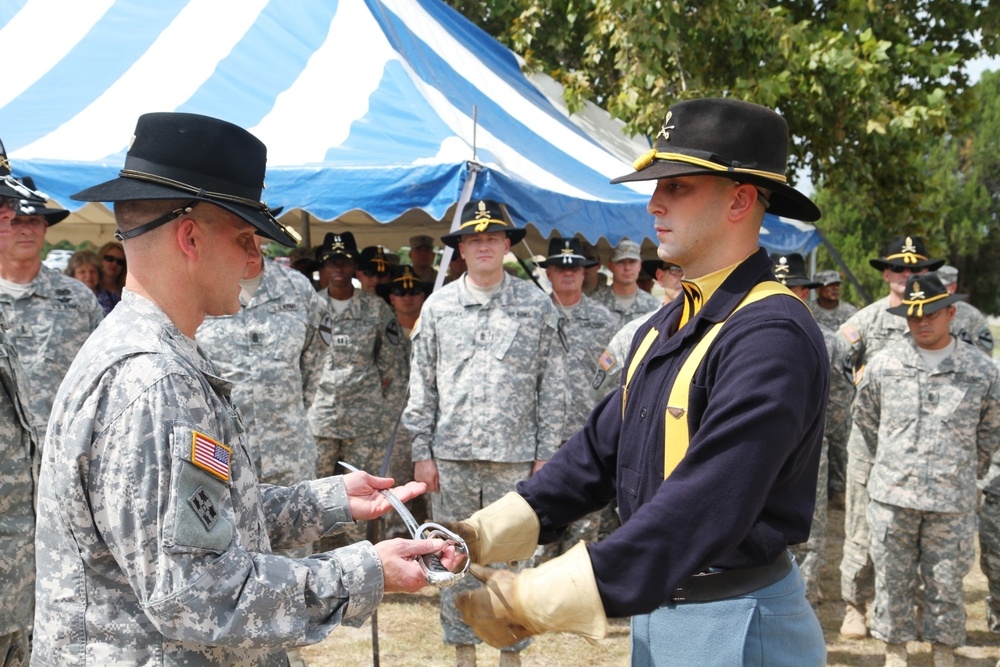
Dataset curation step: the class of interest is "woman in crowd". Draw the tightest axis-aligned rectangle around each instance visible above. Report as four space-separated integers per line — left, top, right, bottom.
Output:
96 241 126 311
65 249 116 314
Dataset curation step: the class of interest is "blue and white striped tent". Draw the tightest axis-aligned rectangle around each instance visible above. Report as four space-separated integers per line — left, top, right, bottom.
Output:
0 0 817 255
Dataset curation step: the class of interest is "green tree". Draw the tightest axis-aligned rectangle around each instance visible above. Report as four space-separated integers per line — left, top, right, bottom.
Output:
447 0 999 307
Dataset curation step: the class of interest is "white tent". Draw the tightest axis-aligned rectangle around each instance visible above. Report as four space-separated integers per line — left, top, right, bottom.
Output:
0 0 818 257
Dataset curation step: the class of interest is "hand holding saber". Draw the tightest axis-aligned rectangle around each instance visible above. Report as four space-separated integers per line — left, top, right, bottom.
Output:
339 461 470 587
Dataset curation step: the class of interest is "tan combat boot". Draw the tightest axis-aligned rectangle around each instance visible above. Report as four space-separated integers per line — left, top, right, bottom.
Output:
454 644 477 667
840 603 868 639
498 650 521 667
931 643 955 667
884 642 907 667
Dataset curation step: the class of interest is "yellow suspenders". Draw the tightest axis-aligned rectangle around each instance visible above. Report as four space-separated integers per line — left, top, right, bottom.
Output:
621 281 800 479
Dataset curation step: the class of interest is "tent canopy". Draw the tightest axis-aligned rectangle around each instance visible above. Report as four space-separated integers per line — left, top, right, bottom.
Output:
0 0 818 257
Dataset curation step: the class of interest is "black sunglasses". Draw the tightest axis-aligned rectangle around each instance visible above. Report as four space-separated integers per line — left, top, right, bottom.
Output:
103 255 126 267
887 265 925 274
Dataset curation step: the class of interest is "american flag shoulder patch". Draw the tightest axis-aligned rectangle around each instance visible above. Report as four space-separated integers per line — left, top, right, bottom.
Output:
599 349 616 371
840 324 861 344
191 431 232 482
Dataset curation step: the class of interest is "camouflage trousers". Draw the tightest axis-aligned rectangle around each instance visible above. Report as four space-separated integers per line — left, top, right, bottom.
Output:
980 491 1000 633
314 433 387 552
791 433 828 604
840 428 874 608
868 500 976 646
828 428 847 495
0 630 28 667
433 459 533 650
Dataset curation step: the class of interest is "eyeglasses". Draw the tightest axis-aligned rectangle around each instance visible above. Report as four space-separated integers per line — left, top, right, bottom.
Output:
888 265 926 274
0 196 20 211
103 255 126 267
666 266 684 276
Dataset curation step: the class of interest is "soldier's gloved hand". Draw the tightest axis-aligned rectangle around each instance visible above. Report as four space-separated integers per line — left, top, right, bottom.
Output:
440 492 539 565
455 541 607 648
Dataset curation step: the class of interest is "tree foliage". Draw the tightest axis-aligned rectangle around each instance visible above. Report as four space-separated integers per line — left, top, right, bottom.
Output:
446 0 1000 310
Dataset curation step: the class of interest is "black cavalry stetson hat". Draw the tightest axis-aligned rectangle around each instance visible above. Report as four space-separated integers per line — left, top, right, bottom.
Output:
377 264 433 299
641 258 681 281
14 176 69 226
71 112 299 247
770 252 821 288
0 138 45 201
868 235 945 272
887 272 965 318
611 98 821 222
440 199 527 249
537 237 598 268
316 232 359 263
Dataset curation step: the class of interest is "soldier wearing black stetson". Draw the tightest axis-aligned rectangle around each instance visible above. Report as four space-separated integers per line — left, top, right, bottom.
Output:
451 98 829 666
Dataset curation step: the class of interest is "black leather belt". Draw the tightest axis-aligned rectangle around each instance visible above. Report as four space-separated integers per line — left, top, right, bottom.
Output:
668 554 792 603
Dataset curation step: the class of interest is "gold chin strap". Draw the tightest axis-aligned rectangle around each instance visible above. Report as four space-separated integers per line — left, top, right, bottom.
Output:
632 150 788 183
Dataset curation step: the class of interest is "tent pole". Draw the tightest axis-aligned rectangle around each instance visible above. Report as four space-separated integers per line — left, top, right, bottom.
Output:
434 162 481 292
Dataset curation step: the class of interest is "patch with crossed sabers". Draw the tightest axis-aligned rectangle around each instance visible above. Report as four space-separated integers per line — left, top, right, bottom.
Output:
188 486 219 531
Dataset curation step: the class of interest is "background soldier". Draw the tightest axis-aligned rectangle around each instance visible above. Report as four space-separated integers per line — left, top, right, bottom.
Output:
837 234 944 639
772 253 854 607
32 112 451 665
853 272 1000 667
408 234 437 284
810 269 857 330
378 265 433 539
196 237 328 555
592 238 660 325
0 147 42 667
308 232 403 549
937 264 994 355
0 178 102 442
357 245 393 294
983 357 1000 667
403 199 565 667
534 237 617 561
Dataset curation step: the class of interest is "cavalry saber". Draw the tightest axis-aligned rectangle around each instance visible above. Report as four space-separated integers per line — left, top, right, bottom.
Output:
339 461 470 587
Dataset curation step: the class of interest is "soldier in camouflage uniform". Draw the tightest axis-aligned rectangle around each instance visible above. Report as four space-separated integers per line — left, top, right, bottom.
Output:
836 235 945 639
772 254 854 606
32 112 452 666
0 158 42 667
197 249 328 559
532 237 617 562
809 269 858 331
853 272 1000 667
0 179 102 443
592 239 660 326
307 232 403 550
357 244 393 294
983 357 1000 659
403 200 565 667
937 264 994 355
378 265 432 539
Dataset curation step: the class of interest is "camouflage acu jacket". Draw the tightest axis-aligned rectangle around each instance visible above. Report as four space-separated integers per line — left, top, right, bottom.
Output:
404 274 566 463
33 291 383 666
854 335 1000 513
0 264 102 440
198 260 327 486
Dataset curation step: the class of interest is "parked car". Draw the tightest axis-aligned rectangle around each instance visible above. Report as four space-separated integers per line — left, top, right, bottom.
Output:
42 249 74 272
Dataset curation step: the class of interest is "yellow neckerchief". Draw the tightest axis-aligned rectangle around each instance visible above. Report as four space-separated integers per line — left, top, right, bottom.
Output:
676 259 742 333
620 263 802 478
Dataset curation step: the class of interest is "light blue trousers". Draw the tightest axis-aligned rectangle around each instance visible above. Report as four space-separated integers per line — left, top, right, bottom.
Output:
631 554 825 667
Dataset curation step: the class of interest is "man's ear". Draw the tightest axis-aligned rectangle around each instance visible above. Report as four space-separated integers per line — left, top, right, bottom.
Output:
728 183 760 220
174 215 200 261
